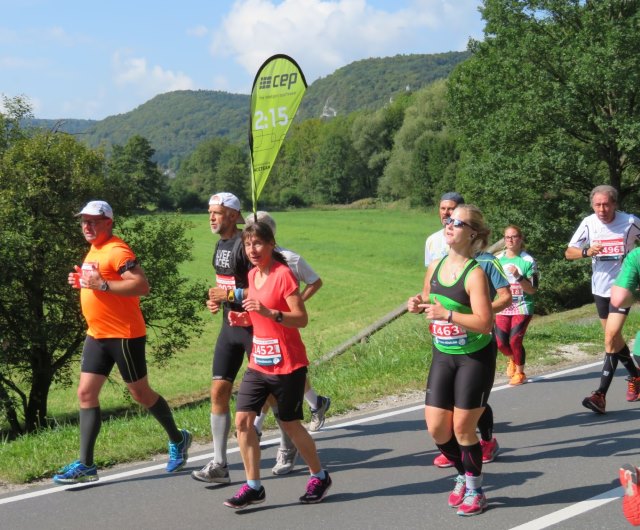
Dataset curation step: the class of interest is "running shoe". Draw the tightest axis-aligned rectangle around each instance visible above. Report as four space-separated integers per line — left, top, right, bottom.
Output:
191 460 231 484
224 483 266 509
433 453 454 468
506 358 516 378
620 464 640 526
448 475 466 507
53 460 98 484
272 447 298 475
166 429 192 472
582 391 606 414
626 377 640 402
456 488 488 516
509 372 527 386
299 471 332 503
309 396 331 431
480 438 500 463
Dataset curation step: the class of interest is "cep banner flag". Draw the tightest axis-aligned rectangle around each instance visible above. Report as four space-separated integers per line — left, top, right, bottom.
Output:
249 54 307 212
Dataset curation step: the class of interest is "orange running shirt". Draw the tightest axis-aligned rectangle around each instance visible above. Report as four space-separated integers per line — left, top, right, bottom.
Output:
79 236 146 339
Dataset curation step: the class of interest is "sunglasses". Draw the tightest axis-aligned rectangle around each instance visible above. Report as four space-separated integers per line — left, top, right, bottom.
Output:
80 218 109 227
444 217 471 229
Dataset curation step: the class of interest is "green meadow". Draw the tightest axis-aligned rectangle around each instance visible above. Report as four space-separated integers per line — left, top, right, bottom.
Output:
1 206 635 485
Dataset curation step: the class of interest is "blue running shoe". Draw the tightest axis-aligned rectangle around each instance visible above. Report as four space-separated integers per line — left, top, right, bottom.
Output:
53 460 98 484
166 429 192 472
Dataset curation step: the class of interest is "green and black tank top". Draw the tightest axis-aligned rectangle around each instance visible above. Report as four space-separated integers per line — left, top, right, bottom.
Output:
428 256 492 355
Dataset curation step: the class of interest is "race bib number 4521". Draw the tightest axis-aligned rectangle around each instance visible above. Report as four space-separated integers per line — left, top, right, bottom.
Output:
252 337 283 366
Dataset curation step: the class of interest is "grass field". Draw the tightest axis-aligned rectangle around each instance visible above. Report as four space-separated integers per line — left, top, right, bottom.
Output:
2 206 637 485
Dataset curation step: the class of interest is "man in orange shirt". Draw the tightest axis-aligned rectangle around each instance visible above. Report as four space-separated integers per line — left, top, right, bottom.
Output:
53 201 191 484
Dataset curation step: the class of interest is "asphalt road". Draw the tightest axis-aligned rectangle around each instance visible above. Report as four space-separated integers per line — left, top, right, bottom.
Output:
1 360 638 529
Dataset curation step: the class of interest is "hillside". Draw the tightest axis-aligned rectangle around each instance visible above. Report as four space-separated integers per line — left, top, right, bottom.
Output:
297 51 470 120
28 51 469 167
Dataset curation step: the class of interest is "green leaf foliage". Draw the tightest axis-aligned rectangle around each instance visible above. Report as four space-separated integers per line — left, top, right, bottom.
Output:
447 0 640 312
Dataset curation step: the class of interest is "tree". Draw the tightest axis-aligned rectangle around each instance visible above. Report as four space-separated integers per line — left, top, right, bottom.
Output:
170 137 247 210
447 0 640 311
0 99 205 436
379 80 459 205
109 135 168 211
308 116 369 204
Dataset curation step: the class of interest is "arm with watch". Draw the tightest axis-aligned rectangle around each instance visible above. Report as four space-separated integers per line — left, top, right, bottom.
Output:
241 289 308 329
79 262 150 296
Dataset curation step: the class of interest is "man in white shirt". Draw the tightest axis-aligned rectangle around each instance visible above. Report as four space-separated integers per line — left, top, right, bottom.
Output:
425 192 466 267
566 184 640 413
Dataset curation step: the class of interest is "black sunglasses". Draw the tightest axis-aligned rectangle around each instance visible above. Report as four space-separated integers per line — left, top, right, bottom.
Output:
444 217 471 229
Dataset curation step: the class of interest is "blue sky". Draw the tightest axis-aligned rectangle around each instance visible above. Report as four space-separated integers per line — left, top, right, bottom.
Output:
1 0 484 120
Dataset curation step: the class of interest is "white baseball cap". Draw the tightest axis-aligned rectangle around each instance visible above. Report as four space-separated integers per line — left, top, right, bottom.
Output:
77 200 114 219
209 192 245 223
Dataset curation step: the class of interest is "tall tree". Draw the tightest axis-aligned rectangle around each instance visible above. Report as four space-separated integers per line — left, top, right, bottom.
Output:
109 135 167 211
447 0 640 311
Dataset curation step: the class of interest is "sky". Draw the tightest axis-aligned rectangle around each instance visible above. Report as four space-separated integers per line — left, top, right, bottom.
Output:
1 0 485 120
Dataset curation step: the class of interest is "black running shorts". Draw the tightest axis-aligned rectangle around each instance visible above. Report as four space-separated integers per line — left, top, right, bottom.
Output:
236 366 307 422
81 335 147 383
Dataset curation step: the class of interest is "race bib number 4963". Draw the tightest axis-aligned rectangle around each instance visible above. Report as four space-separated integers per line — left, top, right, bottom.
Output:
594 238 624 261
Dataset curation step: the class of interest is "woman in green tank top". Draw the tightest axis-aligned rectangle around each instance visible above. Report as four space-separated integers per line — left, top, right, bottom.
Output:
408 204 494 516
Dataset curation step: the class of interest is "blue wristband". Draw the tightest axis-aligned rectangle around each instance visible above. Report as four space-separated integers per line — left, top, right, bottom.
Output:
234 288 244 303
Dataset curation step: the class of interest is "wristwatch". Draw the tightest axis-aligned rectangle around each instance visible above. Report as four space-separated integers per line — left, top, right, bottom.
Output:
275 311 283 323
99 280 110 291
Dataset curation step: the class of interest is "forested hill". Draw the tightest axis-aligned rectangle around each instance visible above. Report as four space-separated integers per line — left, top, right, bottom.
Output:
84 91 249 167
28 51 469 167
297 51 470 120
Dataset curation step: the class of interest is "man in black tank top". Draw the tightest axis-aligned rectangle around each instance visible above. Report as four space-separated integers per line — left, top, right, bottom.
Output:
191 193 253 485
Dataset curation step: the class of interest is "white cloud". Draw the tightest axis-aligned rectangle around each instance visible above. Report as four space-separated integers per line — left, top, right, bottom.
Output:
210 0 482 84
187 25 209 37
0 56 46 69
45 26 76 46
112 50 196 98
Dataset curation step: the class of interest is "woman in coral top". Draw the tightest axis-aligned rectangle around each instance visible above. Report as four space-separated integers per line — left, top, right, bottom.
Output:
223 221 332 510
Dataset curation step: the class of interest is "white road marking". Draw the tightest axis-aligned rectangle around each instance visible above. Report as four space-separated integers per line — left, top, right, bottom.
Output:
2 357 618 530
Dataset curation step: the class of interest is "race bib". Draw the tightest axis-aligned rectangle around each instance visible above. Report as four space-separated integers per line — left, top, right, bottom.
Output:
510 283 523 297
593 237 624 261
429 320 468 347
216 274 236 291
252 337 283 366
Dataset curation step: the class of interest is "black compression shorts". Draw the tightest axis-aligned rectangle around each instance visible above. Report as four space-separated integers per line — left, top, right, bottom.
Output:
594 294 631 320
425 339 497 410
81 335 147 383
212 322 253 382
